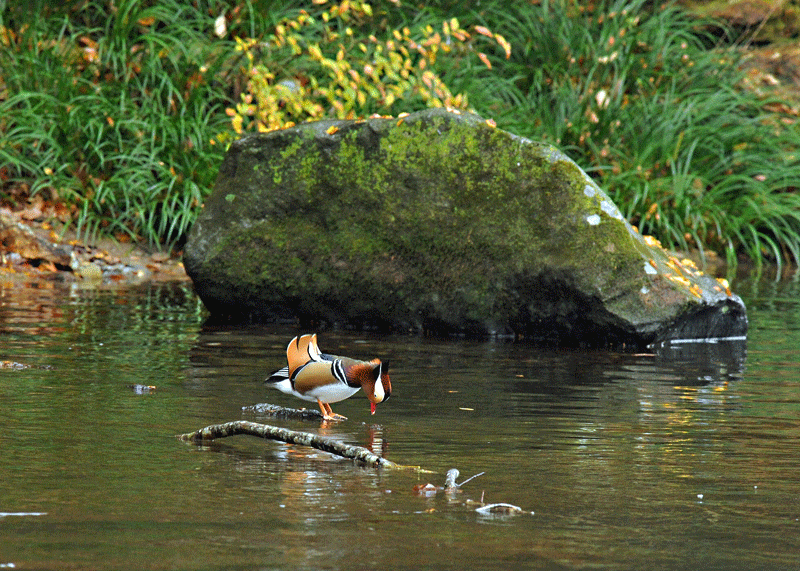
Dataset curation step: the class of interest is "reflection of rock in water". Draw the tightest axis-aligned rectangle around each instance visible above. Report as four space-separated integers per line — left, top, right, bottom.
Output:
652 339 747 386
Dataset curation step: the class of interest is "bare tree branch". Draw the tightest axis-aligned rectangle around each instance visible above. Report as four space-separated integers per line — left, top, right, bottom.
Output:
178 420 401 468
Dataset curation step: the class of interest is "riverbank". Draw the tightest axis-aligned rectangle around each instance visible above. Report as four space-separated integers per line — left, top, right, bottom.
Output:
0 207 188 285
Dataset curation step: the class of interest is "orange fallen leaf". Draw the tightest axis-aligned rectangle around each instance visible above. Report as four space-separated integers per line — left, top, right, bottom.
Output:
413 483 439 496
38 261 57 272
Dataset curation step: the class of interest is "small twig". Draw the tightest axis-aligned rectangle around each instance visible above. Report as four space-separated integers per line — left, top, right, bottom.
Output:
457 471 485 488
739 3 782 50
443 468 485 491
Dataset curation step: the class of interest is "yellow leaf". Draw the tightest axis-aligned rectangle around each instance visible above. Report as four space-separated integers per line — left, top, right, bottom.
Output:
643 235 661 248
495 33 511 58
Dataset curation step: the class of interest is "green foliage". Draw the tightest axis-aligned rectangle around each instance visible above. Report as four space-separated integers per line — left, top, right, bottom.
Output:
1 0 799 271
227 1 508 133
457 0 800 271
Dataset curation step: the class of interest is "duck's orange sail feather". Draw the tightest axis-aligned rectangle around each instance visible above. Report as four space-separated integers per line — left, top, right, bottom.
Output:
286 334 320 378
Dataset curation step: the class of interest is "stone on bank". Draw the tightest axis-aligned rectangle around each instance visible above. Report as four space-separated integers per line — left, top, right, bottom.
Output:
183 109 746 347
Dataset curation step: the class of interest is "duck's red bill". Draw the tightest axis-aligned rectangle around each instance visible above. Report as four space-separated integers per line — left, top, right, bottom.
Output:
370 402 376 415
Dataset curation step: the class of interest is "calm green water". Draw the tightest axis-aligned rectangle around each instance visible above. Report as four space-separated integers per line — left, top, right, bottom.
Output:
0 278 798 570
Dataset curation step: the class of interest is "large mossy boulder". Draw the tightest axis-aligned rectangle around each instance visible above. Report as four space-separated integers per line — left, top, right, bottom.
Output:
184 108 747 347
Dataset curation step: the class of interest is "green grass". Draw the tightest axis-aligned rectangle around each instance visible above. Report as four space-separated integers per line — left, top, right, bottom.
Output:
441 0 800 272
0 0 236 248
1 0 799 272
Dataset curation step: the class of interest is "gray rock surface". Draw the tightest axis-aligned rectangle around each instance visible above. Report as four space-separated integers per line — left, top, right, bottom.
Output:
184 109 747 347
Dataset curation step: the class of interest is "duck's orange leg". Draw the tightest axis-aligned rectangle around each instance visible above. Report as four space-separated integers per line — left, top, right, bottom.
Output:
317 399 347 421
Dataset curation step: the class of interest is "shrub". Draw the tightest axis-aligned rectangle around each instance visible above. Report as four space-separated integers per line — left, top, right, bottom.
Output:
226 0 509 133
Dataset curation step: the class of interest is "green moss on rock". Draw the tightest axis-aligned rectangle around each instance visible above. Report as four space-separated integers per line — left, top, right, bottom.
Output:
184 109 747 346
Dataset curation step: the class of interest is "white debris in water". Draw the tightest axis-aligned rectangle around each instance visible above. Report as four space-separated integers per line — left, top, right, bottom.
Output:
0 512 47 517
658 335 748 345
640 286 649 295
697 493 704 500
475 503 529 516
586 214 601 226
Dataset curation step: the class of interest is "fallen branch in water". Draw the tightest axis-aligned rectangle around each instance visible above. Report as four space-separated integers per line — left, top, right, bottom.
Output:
240 402 325 420
178 420 401 469
179 423 529 511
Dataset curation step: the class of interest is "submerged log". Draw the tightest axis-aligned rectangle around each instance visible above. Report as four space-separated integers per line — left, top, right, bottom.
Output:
178 420 398 469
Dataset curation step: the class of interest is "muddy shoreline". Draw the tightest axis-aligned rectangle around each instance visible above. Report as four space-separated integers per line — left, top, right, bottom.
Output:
0 208 189 285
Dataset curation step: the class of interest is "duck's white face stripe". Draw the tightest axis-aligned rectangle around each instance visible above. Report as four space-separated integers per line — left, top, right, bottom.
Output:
373 364 385 402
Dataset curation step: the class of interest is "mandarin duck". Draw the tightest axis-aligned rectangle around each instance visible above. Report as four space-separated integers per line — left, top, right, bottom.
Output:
266 334 391 421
